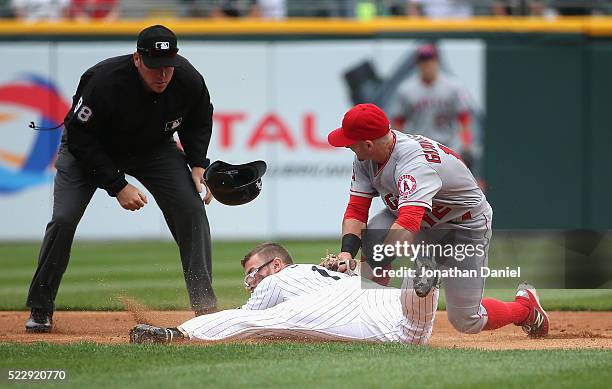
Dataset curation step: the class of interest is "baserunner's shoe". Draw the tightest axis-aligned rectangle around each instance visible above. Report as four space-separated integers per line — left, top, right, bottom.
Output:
516 282 550 338
129 324 185 344
25 309 53 333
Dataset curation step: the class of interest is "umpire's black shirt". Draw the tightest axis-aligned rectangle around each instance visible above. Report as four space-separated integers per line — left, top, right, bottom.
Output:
63 54 213 196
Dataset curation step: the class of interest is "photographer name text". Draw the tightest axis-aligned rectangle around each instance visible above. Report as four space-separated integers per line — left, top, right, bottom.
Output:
373 266 521 279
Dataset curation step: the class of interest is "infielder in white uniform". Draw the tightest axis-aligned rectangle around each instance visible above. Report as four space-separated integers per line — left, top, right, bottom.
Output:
326 103 549 338
130 242 438 345
392 44 473 159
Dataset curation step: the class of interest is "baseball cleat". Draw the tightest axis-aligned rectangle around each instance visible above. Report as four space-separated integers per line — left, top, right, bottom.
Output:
413 256 440 298
25 309 53 333
516 282 549 338
129 324 185 344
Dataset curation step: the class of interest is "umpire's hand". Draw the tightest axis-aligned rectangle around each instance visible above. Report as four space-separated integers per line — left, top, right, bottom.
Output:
116 184 148 211
191 167 212 205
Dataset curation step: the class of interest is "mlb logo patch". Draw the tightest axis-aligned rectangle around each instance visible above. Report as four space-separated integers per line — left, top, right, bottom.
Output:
164 117 183 131
156 41 170 50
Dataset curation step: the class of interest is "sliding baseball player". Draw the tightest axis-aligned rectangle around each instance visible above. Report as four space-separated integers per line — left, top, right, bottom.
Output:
130 242 438 345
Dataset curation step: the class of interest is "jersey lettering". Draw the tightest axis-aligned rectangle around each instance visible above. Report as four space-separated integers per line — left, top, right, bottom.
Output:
73 96 83 113
437 143 462 161
412 135 441 164
434 112 455 127
383 193 399 211
422 205 453 227
311 266 341 280
422 213 436 226
76 105 93 123
431 205 451 219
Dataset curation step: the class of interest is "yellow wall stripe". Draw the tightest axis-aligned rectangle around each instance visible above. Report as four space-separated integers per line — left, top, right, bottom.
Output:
0 17 610 37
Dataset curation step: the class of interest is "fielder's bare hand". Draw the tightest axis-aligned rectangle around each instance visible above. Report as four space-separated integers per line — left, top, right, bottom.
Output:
191 166 212 205
117 183 148 211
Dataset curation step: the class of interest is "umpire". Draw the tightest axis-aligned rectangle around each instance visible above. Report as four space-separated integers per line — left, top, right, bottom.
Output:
25 25 217 332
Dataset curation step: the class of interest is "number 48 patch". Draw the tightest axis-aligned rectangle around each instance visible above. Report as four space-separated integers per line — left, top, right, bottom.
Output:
73 96 93 123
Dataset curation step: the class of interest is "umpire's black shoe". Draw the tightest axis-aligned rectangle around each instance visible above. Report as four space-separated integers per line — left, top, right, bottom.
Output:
25 309 53 333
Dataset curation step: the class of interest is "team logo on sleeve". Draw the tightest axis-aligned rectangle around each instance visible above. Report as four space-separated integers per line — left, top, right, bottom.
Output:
164 117 183 131
397 174 417 197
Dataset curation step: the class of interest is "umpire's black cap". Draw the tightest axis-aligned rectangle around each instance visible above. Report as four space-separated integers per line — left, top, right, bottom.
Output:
205 160 267 206
136 25 179 69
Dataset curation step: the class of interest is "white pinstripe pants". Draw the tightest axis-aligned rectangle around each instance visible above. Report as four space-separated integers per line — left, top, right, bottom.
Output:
179 277 438 345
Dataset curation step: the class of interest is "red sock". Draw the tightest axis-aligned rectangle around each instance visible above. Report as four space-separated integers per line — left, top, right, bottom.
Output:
481 298 530 330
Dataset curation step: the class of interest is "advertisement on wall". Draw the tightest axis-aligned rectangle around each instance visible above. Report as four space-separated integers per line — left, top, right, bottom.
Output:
0 39 484 240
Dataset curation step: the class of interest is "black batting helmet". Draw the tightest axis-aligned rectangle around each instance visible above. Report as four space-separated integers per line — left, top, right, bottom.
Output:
205 160 267 206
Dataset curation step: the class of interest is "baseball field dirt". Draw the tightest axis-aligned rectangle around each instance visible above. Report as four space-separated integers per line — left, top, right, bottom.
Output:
2 311 611 349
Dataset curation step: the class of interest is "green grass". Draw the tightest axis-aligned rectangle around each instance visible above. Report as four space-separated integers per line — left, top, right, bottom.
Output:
0 239 611 311
1 240 611 389
0 343 611 389
0 240 345 311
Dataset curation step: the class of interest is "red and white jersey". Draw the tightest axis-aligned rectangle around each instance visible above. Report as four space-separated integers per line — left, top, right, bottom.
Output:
350 130 486 227
242 264 350 310
393 75 470 151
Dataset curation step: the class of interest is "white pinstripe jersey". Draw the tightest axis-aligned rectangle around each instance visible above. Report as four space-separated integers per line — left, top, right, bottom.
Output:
241 264 351 310
350 130 486 227
181 274 438 345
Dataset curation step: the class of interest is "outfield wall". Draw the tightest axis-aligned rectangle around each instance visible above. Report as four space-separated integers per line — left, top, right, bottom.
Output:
0 18 609 240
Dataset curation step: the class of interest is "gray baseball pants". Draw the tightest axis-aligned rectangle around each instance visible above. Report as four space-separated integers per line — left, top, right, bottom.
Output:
366 203 493 334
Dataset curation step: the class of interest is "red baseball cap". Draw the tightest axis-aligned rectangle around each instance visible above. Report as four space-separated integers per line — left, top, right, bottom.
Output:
416 44 438 61
328 103 391 147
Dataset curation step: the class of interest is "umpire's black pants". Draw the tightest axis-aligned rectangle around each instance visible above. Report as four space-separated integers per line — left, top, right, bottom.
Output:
26 141 217 314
